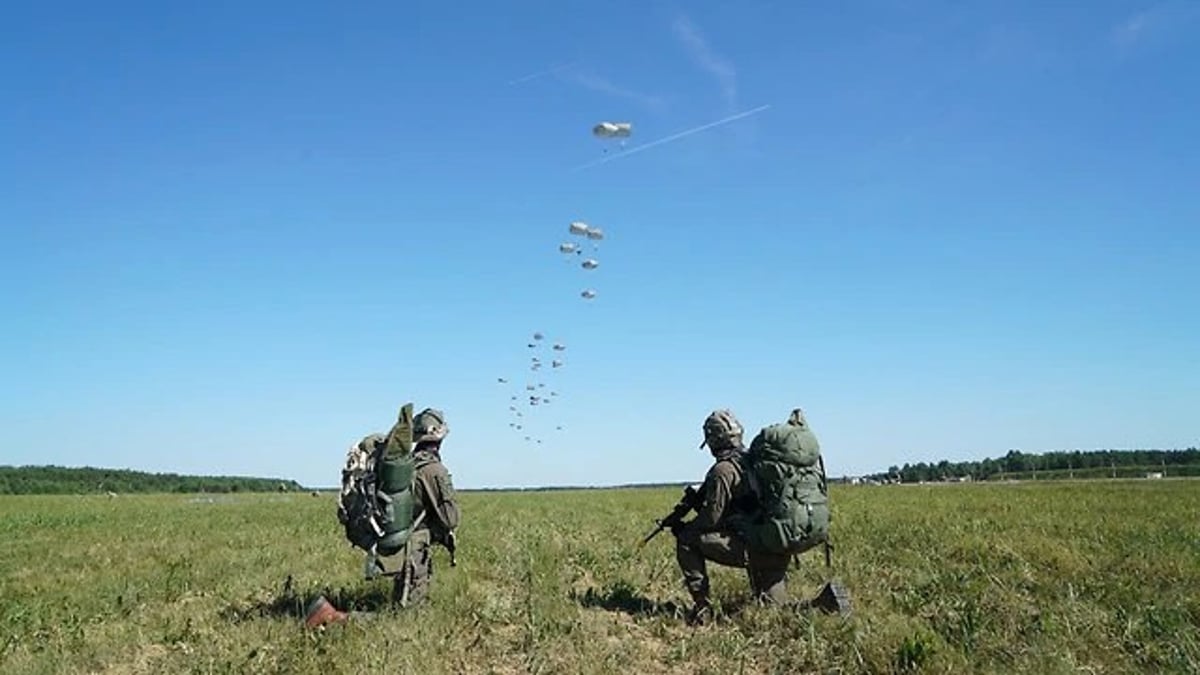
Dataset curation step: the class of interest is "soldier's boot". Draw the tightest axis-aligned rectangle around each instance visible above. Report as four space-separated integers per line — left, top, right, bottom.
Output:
304 595 348 629
685 588 712 626
808 580 852 616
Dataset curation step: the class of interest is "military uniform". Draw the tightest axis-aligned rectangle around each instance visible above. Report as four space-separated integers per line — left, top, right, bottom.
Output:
393 409 460 606
675 410 793 623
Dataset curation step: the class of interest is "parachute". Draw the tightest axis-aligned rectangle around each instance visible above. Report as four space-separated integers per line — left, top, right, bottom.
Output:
593 122 632 139
491 143 620 444
501 328 572 445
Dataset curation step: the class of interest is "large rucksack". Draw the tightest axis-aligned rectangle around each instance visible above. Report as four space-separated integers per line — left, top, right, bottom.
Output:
741 410 830 556
337 403 420 574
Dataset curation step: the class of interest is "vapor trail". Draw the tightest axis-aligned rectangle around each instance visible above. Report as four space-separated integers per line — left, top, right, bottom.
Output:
508 62 576 85
571 104 770 171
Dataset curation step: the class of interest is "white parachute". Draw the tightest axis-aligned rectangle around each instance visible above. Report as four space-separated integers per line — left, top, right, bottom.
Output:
581 259 599 270
593 122 632 139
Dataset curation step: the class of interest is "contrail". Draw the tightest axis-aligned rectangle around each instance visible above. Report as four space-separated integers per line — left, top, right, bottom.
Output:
570 104 770 171
508 62 576 85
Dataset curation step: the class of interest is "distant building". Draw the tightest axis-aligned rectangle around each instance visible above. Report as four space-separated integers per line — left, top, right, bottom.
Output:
1145 472 1164 479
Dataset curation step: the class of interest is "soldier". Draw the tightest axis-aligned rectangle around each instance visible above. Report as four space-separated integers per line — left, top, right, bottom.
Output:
394 407 461 606
672 409 793 625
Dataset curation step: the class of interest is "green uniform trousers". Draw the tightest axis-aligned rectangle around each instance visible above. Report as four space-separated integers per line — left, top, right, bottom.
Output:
392 528 433 606
675 527 792 605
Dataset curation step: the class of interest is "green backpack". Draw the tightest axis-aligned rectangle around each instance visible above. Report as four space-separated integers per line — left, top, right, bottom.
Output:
337 403 419 575
741 410 830 556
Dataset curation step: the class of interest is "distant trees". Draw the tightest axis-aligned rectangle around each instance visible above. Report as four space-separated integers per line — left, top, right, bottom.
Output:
0 465 306 495
870 448 1200 483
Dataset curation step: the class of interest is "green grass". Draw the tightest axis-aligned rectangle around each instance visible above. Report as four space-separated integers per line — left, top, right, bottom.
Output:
2 481 1198 674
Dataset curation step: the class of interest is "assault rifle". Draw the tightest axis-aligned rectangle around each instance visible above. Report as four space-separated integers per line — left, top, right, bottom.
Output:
818 455 832 568
639 485 702 547
431 527 458 566
445 530 458 567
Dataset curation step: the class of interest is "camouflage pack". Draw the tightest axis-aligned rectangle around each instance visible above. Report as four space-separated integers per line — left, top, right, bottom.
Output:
741 409 830 555
337 403 419 573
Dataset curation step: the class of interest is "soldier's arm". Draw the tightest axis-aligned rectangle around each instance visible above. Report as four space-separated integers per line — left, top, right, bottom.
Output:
688 466 733 532
424 464 461 532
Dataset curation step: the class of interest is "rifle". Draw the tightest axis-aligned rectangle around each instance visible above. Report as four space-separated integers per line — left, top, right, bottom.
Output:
818 454 832 568
429 526 458 566
445 530 458 567
639 485 702 547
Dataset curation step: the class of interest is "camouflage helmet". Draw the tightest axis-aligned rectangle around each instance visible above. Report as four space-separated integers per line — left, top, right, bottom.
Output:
357 433 386 453
700 409 743 450
413 408 449 444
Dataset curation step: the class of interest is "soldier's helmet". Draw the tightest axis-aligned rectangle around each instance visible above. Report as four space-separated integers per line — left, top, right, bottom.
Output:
700 409 743 450
357 433 386 453
414 408 449 444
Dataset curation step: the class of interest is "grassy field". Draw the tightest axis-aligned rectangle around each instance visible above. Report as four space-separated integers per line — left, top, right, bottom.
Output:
2 481 1198 674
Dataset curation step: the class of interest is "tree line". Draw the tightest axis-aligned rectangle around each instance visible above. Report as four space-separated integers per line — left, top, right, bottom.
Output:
0 465 306 495
863 448 1200 483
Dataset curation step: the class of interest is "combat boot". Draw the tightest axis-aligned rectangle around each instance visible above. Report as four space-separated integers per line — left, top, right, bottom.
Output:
685 589 712 626
304 595 348 629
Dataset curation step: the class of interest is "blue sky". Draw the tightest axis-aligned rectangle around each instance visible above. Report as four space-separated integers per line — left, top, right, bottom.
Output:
2 1 1197 489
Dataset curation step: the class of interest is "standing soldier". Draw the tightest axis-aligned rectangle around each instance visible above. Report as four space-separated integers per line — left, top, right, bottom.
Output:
672 409 793 625
395 407 461 606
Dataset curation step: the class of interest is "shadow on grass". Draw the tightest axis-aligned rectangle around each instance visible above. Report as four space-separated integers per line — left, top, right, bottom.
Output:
220 575 397 623
572 579 686 619
573 579 839 625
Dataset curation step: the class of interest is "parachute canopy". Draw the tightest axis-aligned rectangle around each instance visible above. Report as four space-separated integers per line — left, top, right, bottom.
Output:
593 122 632 138
581 289 597 299
569 221 590 236
581 259 599 270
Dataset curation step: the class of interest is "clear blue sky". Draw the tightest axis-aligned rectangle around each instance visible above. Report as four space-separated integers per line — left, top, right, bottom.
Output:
2 1 1197 489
